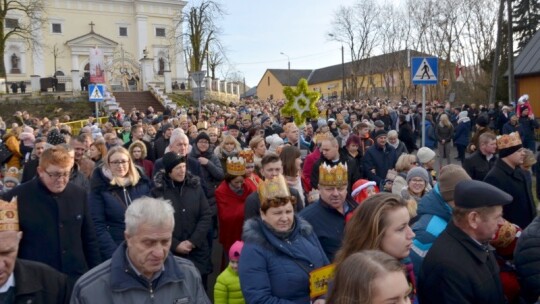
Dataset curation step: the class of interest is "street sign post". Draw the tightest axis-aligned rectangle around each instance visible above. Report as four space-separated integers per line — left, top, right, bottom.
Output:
411 57 438 147
88 84 105 119
190 71 206 116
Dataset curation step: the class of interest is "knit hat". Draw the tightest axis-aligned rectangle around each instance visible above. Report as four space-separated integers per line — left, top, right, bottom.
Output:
122 121 131 128
162 152 186 174
476 116 488 127
374 129 387 139
438 164 471 202
416 147 436 164
406 167 429 184
266 134 284 153
229 240 244 261
47 129 66 145
458 111 468 119
195 132 210 144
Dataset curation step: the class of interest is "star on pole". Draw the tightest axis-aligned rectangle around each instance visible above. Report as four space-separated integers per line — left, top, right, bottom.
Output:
281 78 320 126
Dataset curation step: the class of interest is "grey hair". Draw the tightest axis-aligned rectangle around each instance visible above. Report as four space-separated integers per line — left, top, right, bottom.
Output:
125 196 175 235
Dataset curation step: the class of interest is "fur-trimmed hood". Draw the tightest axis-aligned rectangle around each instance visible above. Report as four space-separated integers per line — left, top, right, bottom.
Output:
242 216 314 251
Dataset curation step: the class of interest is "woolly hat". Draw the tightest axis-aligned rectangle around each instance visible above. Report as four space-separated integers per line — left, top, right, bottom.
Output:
47 129 66 145
373 129 387 139
266 134 284 153
458 111 468 119
229 240 244 261
162 152 186 174
476 116 488 127
438 164 471 202
195 132 210 144
406 167 429 184
417 147 436 164
122 121 131 128
351 179 379 204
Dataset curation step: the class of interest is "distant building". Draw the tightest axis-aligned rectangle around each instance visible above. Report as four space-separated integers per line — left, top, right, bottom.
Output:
512 29 540 114
256 49 430 100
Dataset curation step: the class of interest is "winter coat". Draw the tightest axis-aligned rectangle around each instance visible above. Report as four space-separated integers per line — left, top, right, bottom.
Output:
21 158 39 183
418 221 505 304
133 158 153 178
214 265 245 304
409 184 452 279
389 140 408 158
435 123 454 142
153 136 169 159
362 143 397 186
299 198 357 261
515 216 540 303
152 170 213 275
88 166 152 259
484 159 537 229
3 178 101 279
519 116 539 142
71 242 211 304
239 217 329 304
453 120 471 146
503 121 519 135
463 151 496 181
4 135 22 169
302 148 320 186
399 122 416 152
215 181 256 253
425 121 437 149
10 259 69 304
190 145 225 216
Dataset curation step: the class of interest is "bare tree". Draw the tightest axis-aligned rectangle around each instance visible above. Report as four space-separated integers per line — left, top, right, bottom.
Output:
0 0 46 85
181 0 225 73
208 49 223 79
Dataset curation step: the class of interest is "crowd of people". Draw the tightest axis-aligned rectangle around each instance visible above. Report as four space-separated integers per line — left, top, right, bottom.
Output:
0 93 539 304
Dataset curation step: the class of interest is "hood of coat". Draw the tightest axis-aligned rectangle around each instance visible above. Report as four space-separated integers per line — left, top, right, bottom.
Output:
242 216 313 251
152 169 200 191
91 165 149 192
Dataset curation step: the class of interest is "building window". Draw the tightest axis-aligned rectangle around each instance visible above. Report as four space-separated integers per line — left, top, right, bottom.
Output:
5 18 18 29
155 27 166 37
119 27 127 37
267 76 270 86
52 23 62 34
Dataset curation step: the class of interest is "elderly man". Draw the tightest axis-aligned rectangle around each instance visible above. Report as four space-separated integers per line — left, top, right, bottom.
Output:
310 137 359 191
418 180 511 303
484 132 536 229
0 198 69 303
153 129 202 179
362 130 397 187
463 132 497 181
71 197 210 303
3 145 101 281
300 163 356 260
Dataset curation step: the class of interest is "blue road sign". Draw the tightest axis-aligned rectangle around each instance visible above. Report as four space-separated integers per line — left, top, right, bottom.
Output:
411 57 438 85
88 84 105 102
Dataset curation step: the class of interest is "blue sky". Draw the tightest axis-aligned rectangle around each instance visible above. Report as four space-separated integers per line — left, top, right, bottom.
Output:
217 0 358 87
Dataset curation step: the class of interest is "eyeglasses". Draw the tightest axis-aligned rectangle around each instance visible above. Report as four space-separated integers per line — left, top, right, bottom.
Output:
44 170 70 180
110 160 129 166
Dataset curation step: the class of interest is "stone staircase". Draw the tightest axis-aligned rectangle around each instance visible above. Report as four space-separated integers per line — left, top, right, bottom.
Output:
113 91 166 113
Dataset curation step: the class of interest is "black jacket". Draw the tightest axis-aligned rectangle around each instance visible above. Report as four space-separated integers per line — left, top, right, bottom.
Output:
399 122 417 152
418 221 505 304
3 178 101 279
463 151 497 181
21 158 39 183
484 159 537 229
152 170 213 275
11 259 70 304
515 216 540 303
154 136 170 160
362 143 397 186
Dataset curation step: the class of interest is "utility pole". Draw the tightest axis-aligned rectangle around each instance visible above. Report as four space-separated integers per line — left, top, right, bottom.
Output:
507 0 515 103
489 0 505 105
280 52 290 85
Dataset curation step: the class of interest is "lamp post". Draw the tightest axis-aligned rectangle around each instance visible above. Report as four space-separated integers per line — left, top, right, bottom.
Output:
329 34 345 101
280 52 290 85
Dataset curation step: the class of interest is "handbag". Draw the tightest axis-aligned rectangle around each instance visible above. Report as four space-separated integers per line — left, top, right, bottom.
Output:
0 142 13 164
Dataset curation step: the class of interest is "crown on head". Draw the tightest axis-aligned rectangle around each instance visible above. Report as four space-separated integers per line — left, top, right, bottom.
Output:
226 157 246 176
319 162 348 187
496 132 522 150
258 175 291 204
197 121 208 130
238 149 254 164
242 114 251 121
0 197 18 232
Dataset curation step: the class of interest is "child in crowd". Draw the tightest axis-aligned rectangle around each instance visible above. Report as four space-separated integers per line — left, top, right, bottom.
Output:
214 241 245 304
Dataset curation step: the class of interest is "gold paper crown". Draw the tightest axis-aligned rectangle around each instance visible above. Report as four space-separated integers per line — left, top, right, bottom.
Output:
313 133 330 145
226 157 246 176
242 114 251 121
258 175 291 204
197 121 208 130
319 162 348 187
179 115 188 123
0 197 18 231
497 132 522 150
239 149 254 164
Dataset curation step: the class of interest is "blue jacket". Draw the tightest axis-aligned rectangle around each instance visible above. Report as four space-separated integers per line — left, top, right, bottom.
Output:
453 120 471 146
409 184 452 279
502 121 519 135
239 216 329 304
425 121 437 149
88 167 151 259
362 143 397 186
515 216 540 303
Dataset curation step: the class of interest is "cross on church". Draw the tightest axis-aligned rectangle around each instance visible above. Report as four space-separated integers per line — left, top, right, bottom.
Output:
89 21 95 32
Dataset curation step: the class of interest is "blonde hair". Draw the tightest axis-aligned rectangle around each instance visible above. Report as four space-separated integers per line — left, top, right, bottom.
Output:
395 154 417 173
438 113 452 128
105 146 141 186
522 149 537 170
220 135 241 151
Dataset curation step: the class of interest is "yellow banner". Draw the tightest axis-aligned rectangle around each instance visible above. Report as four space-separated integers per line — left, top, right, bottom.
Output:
309 264 335 299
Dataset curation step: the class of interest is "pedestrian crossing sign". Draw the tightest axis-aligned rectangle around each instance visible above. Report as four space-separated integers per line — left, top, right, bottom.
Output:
88 84 105 102
411 57 438 85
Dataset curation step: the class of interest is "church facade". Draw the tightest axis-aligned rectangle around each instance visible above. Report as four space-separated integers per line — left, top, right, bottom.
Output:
4 0 187 91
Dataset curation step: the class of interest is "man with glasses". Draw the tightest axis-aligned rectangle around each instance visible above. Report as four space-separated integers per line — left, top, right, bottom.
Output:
2 145 101 283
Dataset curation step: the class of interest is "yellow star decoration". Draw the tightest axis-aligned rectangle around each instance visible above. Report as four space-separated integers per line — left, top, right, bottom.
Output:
281 78 320 126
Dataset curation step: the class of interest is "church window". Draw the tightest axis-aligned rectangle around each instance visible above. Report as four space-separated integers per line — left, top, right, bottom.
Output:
155 27 166 37
119 27 128 37
5 18 18 29
52 23 62 33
